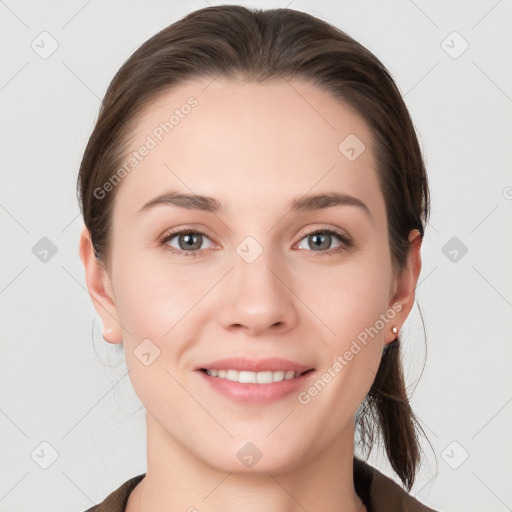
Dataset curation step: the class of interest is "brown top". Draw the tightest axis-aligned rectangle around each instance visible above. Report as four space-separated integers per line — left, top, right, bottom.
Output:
83 458 439 512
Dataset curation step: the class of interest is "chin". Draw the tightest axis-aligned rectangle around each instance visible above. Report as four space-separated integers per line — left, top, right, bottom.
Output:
194 437 305 475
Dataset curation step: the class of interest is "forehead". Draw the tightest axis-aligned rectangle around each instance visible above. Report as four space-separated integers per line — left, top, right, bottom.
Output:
112 77 384 222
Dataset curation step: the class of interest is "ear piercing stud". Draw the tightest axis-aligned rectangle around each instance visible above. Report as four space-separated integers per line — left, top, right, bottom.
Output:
392 326 399 334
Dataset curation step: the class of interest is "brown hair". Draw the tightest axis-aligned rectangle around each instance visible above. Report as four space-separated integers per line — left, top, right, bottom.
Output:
77 5 430 490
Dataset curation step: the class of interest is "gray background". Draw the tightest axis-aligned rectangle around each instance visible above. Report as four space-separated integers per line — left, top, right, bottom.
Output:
1 1 511 511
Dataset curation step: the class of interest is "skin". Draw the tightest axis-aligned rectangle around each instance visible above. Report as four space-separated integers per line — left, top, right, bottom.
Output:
79 77 422 512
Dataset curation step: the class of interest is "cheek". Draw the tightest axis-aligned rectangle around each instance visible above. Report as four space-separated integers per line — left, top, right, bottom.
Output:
301 269 387 429
112 250 212 336
298 249 393 343
111 260 199 410
299 248 392 399
110 253 216 402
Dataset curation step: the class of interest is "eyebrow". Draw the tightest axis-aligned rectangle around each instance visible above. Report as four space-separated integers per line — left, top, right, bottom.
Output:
137 190 372 220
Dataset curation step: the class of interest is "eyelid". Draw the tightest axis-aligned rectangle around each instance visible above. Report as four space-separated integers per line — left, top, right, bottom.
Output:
295 224 350 241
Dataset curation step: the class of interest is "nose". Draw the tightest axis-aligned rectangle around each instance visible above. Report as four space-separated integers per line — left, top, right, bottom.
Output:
217 247 298 336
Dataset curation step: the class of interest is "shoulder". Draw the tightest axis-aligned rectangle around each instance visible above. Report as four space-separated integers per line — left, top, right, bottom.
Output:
82 473 146 512
354 458 440 512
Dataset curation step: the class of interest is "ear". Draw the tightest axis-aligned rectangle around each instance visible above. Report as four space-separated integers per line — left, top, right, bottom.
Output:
79 224 123 344
384 229 422 345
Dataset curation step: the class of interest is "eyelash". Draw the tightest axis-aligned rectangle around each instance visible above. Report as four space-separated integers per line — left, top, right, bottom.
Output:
158 227 352 257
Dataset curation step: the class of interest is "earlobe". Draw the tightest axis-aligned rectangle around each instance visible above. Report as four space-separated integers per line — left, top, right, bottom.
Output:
79 224 123 344
384 228 423 345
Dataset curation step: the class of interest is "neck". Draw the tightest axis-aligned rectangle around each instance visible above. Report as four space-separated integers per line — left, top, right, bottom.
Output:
127 412 365 512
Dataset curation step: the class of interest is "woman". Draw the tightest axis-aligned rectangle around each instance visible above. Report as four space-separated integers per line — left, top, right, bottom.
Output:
78 5 437 511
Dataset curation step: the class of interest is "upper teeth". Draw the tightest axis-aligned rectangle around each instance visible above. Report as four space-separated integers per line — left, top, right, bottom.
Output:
206 369 298 383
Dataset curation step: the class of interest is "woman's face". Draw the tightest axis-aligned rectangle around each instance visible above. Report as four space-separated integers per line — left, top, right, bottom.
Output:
81 77 420 474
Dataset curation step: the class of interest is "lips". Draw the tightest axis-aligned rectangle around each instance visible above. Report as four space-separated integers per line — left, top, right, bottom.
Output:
196 358 317 403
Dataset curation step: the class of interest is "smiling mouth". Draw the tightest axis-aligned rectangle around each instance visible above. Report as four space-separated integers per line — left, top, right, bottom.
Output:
199 368 314 384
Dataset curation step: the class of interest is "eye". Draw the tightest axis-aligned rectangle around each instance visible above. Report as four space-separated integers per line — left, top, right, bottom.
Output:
159 229 214 257
295 228 352 256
